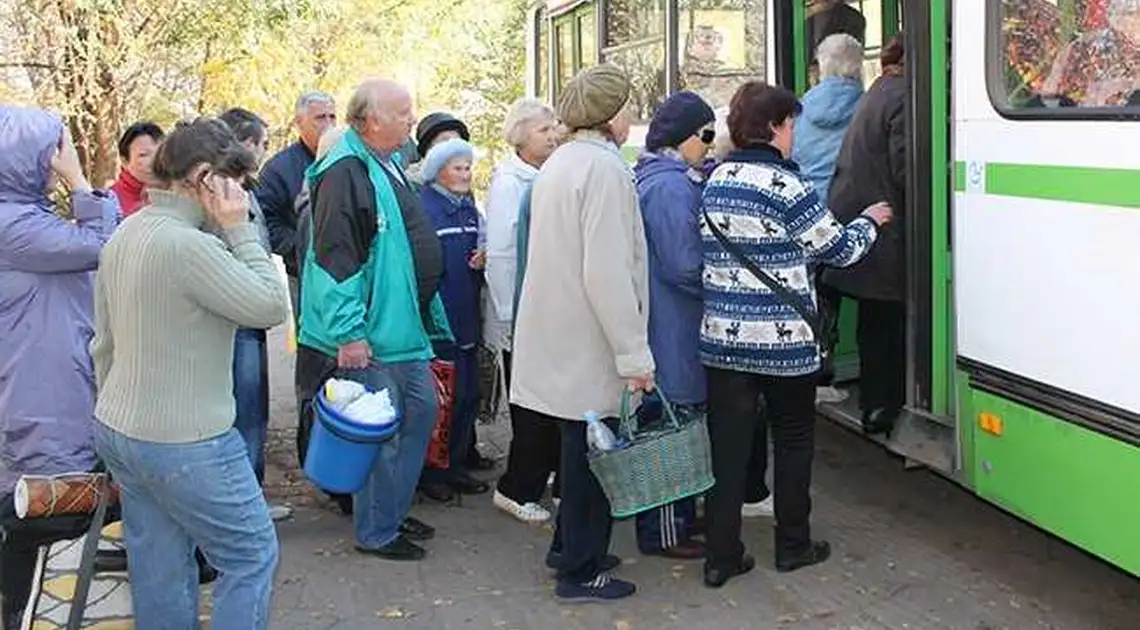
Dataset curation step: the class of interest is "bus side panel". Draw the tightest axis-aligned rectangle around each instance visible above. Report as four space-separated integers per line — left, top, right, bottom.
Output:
969 388 1140 577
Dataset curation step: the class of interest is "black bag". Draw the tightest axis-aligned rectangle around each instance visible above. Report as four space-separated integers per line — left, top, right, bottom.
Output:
703 209 826 355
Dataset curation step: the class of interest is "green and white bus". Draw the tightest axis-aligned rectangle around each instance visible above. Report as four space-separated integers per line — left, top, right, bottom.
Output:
523 0 1140 577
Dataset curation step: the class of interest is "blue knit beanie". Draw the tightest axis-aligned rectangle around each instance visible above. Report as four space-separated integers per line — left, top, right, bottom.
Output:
420 138 474 183
645 91 715 152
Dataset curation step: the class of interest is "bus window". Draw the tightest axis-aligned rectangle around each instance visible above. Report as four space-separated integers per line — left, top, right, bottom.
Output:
677 0 767 109
805 1 897 88
994 0 1140 111
603 0 667 122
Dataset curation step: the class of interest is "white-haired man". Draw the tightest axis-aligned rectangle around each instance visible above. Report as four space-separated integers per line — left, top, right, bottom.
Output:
295 79 452 562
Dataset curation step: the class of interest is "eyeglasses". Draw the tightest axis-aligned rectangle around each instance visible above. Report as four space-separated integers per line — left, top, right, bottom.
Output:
700 128 716 144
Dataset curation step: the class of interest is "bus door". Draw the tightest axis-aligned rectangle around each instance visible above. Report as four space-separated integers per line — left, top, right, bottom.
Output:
774 0 957 474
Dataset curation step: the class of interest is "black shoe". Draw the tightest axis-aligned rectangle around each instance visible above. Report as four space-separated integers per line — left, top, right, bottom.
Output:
400 516 436 541
466 452 497 471
448 473 490 495
556 574 636 602
419 482 455 503
94 548 128 573
195 549 218 585
545 552 621 572
330 492 354 516
355 535 426 561
862 408 898 436
703 554 755 588
776 540 831 573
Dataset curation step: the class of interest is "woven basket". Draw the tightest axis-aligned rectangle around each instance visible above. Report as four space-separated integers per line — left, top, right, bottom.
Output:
588 390 715 519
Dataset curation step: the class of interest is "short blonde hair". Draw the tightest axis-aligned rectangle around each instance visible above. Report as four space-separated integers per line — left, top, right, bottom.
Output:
316 126 346 160
502 98 556 148
712 106 733 160
817 33 864 80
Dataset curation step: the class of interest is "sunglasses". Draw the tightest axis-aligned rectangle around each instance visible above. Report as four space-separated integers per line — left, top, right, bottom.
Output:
699 128 716 144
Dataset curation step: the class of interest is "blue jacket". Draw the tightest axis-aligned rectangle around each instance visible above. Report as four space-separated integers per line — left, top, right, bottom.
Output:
634 152 706 406
255 140 314 276
700 145 878 377
421 184 482 349
790 76 863 205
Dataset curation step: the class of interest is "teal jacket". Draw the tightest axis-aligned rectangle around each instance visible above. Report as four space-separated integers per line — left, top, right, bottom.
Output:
298 129 451 362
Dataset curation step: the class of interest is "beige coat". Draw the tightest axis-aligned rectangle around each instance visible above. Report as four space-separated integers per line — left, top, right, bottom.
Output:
510 131 655 420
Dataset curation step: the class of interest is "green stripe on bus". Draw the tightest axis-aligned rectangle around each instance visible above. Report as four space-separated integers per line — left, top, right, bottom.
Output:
954 161 1140 208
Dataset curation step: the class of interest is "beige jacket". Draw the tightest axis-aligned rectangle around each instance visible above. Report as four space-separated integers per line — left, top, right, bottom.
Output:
510 131 655 420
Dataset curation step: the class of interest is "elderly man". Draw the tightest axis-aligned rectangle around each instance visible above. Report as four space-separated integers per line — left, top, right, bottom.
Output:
296 79 451 562
255 90 337 306
512 63 653 602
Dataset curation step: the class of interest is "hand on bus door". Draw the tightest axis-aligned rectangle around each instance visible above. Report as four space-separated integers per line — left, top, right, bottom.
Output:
861 201 893 227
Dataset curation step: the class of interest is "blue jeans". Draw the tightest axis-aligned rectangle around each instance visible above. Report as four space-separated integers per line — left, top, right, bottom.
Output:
233 328 269 483
421 345 478 483
340 360 437 548
94 424 278 630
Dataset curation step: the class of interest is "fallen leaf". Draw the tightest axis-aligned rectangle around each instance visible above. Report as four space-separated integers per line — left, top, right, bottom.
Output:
615 620 633 630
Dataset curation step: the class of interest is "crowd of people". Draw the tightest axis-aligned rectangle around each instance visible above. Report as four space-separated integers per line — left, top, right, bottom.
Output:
0 27 908 627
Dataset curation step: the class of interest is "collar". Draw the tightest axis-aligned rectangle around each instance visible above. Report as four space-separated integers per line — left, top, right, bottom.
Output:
430 183 464 205
643 148 708 185
571 129 623 157
117 168 145 193
146 189 207 228
725 144 800 173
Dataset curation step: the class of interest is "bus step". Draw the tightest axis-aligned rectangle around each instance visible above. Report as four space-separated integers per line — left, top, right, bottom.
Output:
891 409 956 473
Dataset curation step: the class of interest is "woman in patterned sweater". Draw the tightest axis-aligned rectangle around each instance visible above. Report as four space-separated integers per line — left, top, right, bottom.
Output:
698 81 892 588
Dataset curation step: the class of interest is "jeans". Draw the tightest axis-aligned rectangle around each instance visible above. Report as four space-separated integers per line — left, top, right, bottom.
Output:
94 424 278 630
704 368 818 569
340 360 437 548
547 414 616 584
233 328 269 483
421 345 478 483
495 351 562 503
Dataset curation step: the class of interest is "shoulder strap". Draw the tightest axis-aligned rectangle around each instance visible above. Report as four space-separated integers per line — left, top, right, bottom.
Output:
702 208 824 345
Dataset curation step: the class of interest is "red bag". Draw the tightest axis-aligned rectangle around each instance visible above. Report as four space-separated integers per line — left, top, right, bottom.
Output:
426 359 456 470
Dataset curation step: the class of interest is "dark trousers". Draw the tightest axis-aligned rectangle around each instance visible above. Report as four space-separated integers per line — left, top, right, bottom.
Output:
855 299 907 416
634 394 698 551
704 368 818 569
547 416 615 584
816 277 843 387
422 345 479 482
495 351 561 503
744 415 771 504
295 345 353 507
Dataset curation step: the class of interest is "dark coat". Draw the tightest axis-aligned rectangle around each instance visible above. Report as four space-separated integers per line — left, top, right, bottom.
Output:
822 73 907 303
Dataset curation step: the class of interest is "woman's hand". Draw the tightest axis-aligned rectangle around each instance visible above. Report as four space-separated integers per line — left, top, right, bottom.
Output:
203 174 251 230
468 249 487 270
626 373 655 393
51 127 90 192
861 201 893 227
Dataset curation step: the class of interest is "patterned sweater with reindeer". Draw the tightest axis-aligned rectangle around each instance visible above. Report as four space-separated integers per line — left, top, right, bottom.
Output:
699 145 878 377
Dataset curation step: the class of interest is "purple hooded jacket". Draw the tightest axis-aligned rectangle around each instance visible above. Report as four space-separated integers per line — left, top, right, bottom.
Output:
0 106 120 496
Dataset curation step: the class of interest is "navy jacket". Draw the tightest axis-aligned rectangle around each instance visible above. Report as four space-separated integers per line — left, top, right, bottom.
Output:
420 184 482 349
255 140 314 276
634 151 707 406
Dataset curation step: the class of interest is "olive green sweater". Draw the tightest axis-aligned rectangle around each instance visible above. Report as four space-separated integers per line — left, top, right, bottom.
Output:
91 189 289 443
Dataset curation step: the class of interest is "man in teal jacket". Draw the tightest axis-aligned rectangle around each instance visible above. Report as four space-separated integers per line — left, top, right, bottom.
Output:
296 78 452 562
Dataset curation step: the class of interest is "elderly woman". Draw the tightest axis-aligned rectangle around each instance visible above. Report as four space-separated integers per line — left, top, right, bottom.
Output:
91 118 289 628
513 63 652 602
486 98 563 524
416 138 491 502
793 33 866 407
700 82 892 588
824 32 907 435
0 105 119 628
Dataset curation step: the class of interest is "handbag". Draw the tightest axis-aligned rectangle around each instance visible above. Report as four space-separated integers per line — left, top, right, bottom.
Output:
587 390 715 519
703 208 825 354
425 359 456 470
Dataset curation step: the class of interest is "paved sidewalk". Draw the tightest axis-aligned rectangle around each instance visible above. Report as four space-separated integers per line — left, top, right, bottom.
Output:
262 326 1140 630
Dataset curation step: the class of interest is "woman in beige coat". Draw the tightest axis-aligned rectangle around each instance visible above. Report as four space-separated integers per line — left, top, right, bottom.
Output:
510 63 654 602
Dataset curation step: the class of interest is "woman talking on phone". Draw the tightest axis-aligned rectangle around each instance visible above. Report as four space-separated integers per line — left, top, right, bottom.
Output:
90 118 290 629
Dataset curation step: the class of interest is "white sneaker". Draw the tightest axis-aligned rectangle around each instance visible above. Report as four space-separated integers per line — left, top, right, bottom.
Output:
493 490 551 523
268 504 294 521
741 496 774 518
815 385 849 404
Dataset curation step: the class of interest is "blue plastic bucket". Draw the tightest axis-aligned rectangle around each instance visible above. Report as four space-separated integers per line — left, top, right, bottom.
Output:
303 388 401 494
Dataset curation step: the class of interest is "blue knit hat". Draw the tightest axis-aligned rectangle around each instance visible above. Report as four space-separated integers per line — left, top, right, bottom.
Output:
645 91 715 152
420 138 474 183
